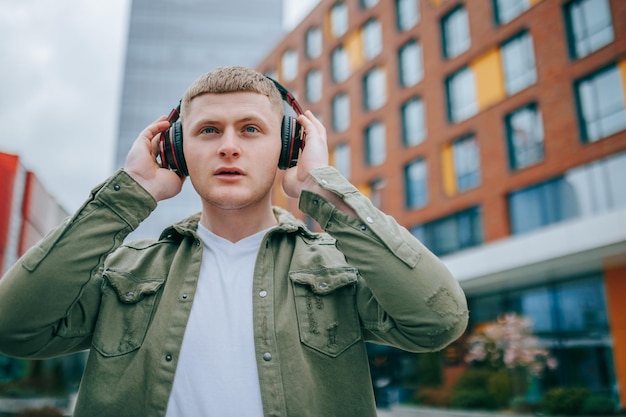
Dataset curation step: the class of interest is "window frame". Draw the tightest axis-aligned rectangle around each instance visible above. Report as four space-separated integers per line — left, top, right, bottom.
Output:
332 92 351 132
401 96 426 147
362 18 383 60
446 66 478 123
442 6 471 59
452 134 481 192
501 31 537 95
305 69 323 103
363 67 387 111
396 0 420 31
575 63 626 142
405 158 428 209
505 102 544 170
330 2 349 38
305 26 323 59
365 121 387 166
564 0 615 59
398 39 423 87
411 206 483 256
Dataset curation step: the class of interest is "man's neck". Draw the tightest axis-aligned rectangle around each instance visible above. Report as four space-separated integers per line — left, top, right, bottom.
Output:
199 205 277 243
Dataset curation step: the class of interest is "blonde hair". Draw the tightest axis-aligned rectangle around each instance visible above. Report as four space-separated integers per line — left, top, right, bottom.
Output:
181 66 283 118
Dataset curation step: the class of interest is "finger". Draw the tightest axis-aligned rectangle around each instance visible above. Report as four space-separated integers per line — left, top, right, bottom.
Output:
141 117 171 141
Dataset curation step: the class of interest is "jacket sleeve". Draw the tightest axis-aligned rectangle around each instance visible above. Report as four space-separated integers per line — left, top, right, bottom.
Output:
299 166 469 352
0 169 157 359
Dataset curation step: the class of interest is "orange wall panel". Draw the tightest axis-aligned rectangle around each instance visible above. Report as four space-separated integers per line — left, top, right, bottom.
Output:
0 153 19 272
605 264 626 407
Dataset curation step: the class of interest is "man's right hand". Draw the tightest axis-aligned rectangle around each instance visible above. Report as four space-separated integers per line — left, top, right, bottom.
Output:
124 116 186 202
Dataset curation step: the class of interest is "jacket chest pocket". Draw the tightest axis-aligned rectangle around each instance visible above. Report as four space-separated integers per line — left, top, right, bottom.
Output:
92 270 164 357
290 267 361 357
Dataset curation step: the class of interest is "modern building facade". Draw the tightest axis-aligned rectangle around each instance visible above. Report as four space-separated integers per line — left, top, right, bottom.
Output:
115 0 285 238
257 0 626 407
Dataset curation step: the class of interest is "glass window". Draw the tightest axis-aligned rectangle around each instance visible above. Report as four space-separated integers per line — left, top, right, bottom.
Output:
333 143 351 179
565 0 614 59
305 27 323 59
281 49 298 82
363 67 387 111
331 2 349 38
411 207 482 256
396 0 420 31
564 151 626 216
501 32 537 95
405 158 428 209
361 0 379 9
506 103 544 170
468 275 614 396
508 177 580 234
518 287 554 333
365 121 386 166
555 277 609 333
370 177 385 209
494 0 530 24
453 135 481 192
402 96 426 147
398 39 423 87
332 93 350 132
447 67 478 122
577 65 626 142
442 6 470 59
331 45 350 82
305 69 322 103
362 19 383 60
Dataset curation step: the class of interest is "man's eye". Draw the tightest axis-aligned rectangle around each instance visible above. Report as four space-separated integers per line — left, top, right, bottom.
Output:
244 126 259 133
201 127 217 134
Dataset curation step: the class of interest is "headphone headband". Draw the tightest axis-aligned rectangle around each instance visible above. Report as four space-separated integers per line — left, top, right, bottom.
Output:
159 75 304 176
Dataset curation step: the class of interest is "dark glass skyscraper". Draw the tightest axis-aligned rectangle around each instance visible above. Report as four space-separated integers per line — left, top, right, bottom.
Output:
115 0 284 238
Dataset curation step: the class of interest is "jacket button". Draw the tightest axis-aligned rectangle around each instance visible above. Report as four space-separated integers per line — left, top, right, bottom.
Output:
181 293 189 300
113 184 121 191
263 352 272 362
165 354 173 362
319 282 328 289
259 290 268 298
125 291 135 298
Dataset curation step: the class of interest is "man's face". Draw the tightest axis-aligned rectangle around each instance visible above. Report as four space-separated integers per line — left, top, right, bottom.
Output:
182 91 283 211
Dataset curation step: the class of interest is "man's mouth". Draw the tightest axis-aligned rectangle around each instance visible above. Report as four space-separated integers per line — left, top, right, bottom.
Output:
215 168 244 176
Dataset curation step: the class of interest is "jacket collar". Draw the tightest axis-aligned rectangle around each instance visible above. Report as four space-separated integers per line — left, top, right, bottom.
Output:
159 206 318 241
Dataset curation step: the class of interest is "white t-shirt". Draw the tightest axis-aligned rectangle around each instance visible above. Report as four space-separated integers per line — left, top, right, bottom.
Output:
165 224 267 417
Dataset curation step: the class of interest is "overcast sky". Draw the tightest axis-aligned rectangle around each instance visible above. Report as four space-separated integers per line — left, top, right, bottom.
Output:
0 0 319 213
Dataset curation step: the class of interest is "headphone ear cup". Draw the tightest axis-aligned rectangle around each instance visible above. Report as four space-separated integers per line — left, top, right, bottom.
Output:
171 121 189 177
279 116 294 170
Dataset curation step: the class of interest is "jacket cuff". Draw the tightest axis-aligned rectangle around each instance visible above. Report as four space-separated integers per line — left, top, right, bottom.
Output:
92 169 157 230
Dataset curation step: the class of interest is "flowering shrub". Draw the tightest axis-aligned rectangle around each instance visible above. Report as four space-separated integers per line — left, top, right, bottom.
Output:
465 313 557 377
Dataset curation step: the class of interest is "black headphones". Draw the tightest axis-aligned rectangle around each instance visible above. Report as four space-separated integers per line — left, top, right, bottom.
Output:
159 76 305 177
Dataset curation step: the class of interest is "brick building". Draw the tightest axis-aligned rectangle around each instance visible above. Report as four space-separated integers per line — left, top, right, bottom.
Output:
257 0 626 407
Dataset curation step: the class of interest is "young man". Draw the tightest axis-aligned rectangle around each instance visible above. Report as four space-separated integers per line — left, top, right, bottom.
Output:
0 66 468 417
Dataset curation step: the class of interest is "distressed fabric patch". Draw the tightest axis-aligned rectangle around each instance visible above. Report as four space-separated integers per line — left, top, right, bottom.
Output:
425 287 461 318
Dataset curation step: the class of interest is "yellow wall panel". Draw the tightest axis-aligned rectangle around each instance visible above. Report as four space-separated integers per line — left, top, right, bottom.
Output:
358 184 372 199
345 30 365 72
472 48 506 111
441 145 456 196
618 59 626 100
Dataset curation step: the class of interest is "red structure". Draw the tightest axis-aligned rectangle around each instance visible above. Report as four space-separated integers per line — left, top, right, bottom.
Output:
0 152 68 275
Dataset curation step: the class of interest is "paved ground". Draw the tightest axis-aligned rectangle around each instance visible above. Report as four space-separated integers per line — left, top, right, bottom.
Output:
377 405 536 417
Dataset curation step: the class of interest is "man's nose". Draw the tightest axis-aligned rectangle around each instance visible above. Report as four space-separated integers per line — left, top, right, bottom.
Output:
217 129 241 158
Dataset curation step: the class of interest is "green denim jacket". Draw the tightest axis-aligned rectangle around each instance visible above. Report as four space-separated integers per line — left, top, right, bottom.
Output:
0 167 468 417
